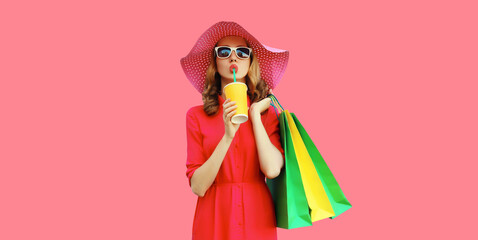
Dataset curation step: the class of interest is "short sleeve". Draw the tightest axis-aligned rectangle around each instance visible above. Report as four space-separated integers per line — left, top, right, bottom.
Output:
185 108 206 187
264 106 285 156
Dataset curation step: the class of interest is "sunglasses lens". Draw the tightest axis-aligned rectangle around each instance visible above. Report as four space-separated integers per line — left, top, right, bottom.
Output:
217 47 231 58
236 48 251 59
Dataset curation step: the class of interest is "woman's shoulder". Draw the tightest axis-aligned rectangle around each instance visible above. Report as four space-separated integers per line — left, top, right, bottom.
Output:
186 104 222 125
186 105 204 118
187 104 218 122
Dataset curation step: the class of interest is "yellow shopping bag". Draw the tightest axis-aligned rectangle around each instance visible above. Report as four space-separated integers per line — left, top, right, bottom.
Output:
284 110 335 221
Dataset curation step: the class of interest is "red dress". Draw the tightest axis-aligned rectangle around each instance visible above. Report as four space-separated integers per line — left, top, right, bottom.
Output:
185 94 285 240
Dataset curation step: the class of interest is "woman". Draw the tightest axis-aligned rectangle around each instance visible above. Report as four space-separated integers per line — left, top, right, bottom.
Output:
181 21 289 240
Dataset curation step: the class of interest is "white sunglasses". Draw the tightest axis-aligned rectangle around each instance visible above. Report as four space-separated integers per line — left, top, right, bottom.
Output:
214 46 253 59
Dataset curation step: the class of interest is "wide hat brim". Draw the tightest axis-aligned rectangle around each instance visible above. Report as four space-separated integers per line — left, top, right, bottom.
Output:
180 21 289 94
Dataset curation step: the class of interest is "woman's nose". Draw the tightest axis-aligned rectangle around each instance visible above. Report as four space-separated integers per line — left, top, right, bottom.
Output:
229 50 238 61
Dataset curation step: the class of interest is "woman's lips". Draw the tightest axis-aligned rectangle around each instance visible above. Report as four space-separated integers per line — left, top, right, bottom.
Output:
229 64 238 73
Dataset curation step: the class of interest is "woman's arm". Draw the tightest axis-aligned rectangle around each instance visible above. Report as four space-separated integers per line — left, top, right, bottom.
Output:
190 134 233 197
251 113 284 179
189 98 240 197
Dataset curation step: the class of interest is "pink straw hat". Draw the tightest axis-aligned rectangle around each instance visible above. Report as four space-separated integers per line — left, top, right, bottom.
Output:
180 21 289 94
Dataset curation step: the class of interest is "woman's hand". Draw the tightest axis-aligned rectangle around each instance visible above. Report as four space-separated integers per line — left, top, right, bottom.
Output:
223 98 240 140
250 89 274 118
249 97 272 121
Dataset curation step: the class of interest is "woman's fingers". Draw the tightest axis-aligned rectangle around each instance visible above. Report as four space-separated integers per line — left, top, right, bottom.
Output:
223 104 237 115
223 100 236 109
227 110 237 121
223 98 238 125
222 98 229 106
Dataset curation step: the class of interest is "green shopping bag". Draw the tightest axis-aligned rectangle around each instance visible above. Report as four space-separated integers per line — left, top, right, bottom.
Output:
266 111 312 229
284 110 335 221
268 94 352 220
290 112 352 219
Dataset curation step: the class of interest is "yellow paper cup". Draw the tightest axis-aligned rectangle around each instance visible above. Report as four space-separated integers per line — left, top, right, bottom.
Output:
223 82 248 124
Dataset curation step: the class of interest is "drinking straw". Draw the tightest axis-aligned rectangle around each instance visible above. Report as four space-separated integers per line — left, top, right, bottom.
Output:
233 68 236 82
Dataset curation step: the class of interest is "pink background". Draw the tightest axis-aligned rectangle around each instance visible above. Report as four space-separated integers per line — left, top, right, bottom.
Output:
1 0 477 239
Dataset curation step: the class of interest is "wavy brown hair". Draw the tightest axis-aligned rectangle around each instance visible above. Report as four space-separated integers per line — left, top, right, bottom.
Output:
202 40 270 116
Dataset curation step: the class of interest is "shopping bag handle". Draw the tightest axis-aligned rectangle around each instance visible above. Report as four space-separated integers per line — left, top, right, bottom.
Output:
267 94 285 120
